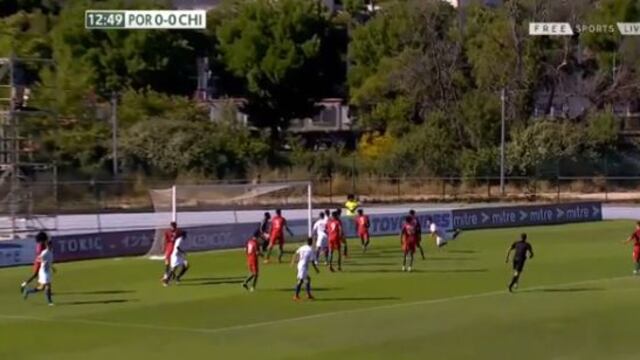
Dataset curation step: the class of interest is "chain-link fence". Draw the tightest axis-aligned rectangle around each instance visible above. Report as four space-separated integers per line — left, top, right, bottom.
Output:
6 176 640 213
0 176 637 237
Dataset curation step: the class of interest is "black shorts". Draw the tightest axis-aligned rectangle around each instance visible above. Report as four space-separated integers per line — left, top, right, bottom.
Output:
513 259 526 273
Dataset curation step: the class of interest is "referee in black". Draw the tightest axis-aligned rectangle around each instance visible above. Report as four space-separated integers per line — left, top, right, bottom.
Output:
505 233 534 292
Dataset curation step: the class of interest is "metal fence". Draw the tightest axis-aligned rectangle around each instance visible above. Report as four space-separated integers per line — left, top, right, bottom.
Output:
0 175 638 237
2 176 639 214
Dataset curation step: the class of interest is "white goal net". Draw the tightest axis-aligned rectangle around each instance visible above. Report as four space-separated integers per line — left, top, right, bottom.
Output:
146 181 313 257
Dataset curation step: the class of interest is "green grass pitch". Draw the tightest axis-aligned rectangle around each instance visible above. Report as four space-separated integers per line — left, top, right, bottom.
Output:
1 220 639 360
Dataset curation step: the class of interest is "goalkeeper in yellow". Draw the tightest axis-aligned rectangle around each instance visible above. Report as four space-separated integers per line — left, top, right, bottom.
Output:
344 194 360 217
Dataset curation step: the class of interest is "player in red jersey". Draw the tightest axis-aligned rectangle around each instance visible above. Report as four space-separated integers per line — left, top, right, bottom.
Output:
409 210 426 260
335 208 348 257
265 209 293 263
243 230 263 291
327 211 344 272
400 216 418 272
355 209 371 253
623 221 640 275
162 222 178 283
20 231 48 293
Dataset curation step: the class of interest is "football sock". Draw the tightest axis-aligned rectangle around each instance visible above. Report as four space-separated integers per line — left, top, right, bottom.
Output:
635 262 640 272
26 287 41 296
45 287 52 303
402 254 407 267
177 266 188 280
277 248 283 262
295 280 303 297
409 253 414 267
509 275 520 289
305 278 311 296
24 274 36 285
252 275 258 288
418 246 425 259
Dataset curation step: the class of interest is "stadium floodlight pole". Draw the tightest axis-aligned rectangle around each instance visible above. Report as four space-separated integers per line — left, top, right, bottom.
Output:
171 185 177 223
111 91 118 177
500 87 506 197
307 182 312 238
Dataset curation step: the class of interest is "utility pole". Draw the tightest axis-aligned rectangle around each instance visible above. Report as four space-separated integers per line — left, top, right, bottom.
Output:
111 91 118 177
500 88 506 197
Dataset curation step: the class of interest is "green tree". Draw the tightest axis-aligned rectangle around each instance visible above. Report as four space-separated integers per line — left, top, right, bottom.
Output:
121 118 269 179
507 120 583 177
585 110 619 153
216 0 339 143
42 0 209 98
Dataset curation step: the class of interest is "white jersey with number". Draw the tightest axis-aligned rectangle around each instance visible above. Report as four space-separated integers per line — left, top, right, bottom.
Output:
170 236 187 268
313 218 328 248
38 248 53 285
295 244 316 280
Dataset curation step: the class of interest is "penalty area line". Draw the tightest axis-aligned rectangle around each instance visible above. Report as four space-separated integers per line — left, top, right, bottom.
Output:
0 275 633 335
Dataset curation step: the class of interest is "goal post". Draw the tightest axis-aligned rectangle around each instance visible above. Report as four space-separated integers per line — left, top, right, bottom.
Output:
146 181 314 257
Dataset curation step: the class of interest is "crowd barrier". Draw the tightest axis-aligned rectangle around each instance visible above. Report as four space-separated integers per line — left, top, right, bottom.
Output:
0 202 601 267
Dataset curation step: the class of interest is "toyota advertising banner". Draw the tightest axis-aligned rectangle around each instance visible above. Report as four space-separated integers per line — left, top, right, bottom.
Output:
0 203 602 267
51 229 154 262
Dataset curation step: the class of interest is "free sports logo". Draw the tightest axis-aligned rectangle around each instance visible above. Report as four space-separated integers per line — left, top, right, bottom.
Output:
529 22 638 36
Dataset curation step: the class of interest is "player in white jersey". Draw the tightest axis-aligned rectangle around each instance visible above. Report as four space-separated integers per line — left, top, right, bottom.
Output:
313 212 329 263
164 230 189 286
291 237 320 301
23 237 54 306
427 217 461 248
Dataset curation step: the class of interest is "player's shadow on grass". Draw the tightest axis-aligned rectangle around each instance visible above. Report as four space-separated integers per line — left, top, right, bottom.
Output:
180 279 244 286
348 262 399 267
180 276 246 282
448 250 478 254
272 287 342 292
347 268 488 274
525 287 605 293
424 257 476 261
424 268 488 273
59 299 138 306
56 290 135 296
314 296 400 302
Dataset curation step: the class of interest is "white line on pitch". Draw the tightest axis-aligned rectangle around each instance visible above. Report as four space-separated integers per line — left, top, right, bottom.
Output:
0 275 633 335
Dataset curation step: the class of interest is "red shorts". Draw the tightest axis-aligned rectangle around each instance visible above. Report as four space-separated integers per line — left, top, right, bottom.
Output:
358 232 369 240
633 247 640 262
164 251 172 264
329 239 341 251
248 259 259 274
402 241 416 253
269 233 284 246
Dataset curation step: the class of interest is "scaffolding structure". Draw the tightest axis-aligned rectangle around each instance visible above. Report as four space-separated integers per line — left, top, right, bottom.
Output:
0 55 57 240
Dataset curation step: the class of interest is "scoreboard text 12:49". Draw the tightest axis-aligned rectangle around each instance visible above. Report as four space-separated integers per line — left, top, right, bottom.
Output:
85 10 206 30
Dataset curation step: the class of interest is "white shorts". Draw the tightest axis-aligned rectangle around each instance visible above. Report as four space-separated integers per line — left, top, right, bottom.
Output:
297 266 309 280
436 232 455 246
38 270 51 285
316 234 328 249
170 254 187 268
